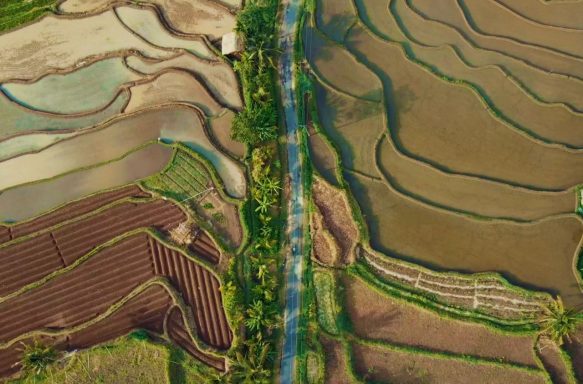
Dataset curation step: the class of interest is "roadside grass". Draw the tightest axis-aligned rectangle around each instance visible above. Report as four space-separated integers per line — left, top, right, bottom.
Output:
10 333 219 384
11 335 168 384
0 0 57 33
314 270 340 335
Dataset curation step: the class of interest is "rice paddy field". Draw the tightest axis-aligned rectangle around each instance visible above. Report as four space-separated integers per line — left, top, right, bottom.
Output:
0 0 246 382
304 0 583 383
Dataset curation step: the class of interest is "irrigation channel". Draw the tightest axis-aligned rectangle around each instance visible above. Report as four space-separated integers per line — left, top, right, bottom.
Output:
278 0 305 383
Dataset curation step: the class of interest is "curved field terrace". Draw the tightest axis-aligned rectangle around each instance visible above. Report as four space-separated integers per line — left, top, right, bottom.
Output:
304 0 583 382
0 0 245 381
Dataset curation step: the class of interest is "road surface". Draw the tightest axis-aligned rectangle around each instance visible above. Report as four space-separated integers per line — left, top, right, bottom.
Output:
278 0 304 383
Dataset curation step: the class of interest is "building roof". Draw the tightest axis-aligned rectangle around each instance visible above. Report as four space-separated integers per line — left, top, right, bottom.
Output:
221 32 243 56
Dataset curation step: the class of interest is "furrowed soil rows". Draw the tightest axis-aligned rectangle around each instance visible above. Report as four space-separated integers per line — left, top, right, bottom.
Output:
0 232 232 377
149 236 232 348
4 185 148 240
350 341 546 384
345 24 583 190
126 53 243 110
343 274 538 366
190 231 221 264
0 234 156 343
166 307 225 371
0 284 173 378
0 198 184 296
1 57 140 115
409 0 583 79
0 143 172 222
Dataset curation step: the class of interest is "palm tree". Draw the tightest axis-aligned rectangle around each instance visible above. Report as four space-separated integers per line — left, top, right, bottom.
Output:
538 297 582 345
245 300 266 332
254 194 274 214
256 264 268 284
257 176 281 197
247 40 281 73
229 343 271 384
18 341 59 377
259 224 272 239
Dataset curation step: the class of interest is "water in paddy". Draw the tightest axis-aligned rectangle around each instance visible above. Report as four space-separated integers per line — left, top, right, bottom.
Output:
0 107 245 199
0 90 127 139
0 143 172 222
307 7 583 305
1 58 139 114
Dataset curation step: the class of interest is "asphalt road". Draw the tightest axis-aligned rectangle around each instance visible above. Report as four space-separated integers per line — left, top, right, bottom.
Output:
278 1 304 383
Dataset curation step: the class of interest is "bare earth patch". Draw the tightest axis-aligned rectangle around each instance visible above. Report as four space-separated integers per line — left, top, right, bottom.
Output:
311 176 359 266
351 341 546 384
343 274 539 367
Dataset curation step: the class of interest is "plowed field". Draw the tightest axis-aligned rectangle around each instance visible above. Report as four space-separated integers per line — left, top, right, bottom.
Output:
0 182 231 379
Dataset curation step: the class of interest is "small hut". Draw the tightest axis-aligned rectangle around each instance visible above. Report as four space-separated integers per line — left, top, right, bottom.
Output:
221 32 244 56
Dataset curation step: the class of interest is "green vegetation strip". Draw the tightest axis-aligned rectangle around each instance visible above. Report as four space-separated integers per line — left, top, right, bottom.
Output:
313 270 340 335
350 337 545 376
0 0 56 33
352 262 540 333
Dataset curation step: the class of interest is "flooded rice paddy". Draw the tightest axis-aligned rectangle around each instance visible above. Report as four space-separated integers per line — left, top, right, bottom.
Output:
307 0 583 306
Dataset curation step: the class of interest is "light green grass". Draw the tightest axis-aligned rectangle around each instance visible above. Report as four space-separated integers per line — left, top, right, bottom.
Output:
0 0 57 33
314 270 340 335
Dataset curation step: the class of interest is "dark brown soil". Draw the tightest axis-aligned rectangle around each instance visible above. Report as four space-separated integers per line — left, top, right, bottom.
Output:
166 306 225 371
343 274 538 367
0 232 232 378
564 325 583 382
6 185 150 240
320 334 351 384
351 341 546 384
0 198 185 297
536 337 572 384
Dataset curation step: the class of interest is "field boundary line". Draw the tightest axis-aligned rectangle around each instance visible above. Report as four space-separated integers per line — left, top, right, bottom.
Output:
0 278 227 359
455 0 583 63
491 0 583 32
403 0 583 82
310 14 583 192
387 0 583 150
350 336 545 375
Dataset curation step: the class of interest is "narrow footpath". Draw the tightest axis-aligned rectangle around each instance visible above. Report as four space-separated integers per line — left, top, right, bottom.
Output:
278 0 304 383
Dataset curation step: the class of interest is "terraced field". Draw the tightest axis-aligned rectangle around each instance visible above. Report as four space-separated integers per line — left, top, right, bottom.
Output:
0 181 234 379
304 0 583 382
0 1 245 380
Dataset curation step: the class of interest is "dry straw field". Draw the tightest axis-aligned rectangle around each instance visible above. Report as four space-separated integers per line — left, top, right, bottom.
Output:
0 0 247 381
304 0 583 383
